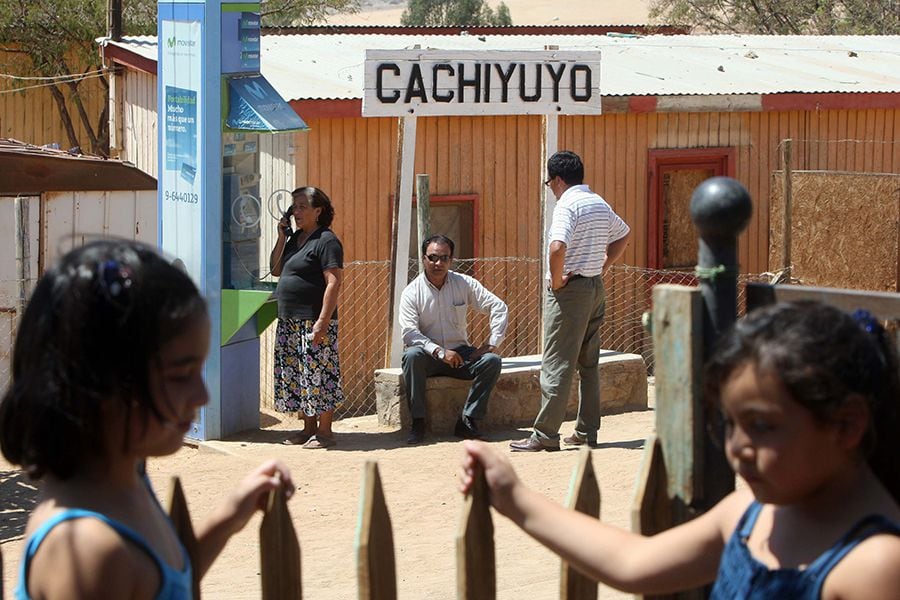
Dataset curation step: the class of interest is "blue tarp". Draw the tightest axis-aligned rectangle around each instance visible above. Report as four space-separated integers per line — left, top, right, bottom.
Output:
226 75 308 133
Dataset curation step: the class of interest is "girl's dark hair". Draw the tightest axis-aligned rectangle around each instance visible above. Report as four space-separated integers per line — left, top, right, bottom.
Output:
292 186 335 227
0 240 207 480
704 300 900 502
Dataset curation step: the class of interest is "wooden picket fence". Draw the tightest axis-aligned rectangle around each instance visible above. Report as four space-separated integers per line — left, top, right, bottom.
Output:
161 448 602 600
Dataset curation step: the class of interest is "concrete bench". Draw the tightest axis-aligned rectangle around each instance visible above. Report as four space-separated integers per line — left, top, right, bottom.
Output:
375 351 648 433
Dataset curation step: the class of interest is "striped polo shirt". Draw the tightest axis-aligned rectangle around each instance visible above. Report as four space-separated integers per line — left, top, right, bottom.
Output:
546 184 630 279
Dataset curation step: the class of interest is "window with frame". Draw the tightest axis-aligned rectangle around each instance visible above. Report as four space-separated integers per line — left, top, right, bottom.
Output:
407 194 478 261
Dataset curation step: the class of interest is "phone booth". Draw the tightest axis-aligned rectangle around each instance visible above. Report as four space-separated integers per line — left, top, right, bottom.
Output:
158 0 307 440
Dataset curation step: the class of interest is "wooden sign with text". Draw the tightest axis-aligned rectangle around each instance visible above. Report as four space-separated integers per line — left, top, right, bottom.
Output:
363 49 601 117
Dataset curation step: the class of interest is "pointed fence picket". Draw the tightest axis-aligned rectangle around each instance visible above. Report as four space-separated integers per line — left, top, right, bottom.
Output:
168 476 202 600
560 448 601 600
260 484 302 600
356 460 398 600
456 463 496 600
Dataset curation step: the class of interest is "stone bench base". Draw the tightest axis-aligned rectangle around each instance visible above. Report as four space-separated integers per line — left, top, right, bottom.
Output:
375 351 648 433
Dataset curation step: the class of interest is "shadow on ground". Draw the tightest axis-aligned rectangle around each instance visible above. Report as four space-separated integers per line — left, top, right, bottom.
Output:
0 470 38 543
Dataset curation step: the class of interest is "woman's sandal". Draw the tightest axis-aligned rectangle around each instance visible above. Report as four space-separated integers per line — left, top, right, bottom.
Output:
302 434 336 449
282 432 314 446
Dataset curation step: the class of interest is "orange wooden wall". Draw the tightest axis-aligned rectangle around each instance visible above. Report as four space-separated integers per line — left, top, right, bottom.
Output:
296 108 900 276
295 115 545 264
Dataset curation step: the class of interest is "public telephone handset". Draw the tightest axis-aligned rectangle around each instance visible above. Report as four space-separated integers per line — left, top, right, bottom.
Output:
280 207 293 237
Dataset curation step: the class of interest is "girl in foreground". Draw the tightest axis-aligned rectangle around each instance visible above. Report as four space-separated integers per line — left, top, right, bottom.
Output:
461 301 900 598
0 241 293 599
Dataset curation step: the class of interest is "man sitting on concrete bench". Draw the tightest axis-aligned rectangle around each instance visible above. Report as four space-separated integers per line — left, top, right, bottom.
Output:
399 234 509 445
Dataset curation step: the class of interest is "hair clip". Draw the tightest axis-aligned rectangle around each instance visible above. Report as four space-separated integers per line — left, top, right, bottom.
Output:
852 309 883 336
99 259 133 300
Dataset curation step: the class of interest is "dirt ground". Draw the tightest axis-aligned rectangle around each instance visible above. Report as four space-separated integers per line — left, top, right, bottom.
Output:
1 393 656 599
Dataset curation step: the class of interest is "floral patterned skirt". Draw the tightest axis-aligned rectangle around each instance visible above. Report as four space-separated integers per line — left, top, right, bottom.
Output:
274 318 345 416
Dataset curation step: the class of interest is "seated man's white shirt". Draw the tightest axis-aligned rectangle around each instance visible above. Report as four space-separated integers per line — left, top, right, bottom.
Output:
399 271 508 356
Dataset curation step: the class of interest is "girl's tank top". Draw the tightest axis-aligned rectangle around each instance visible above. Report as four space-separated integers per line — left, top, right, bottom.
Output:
711 500 900 599
14 508 192 600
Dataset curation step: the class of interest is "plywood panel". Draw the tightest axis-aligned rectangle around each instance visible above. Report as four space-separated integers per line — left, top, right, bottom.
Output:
770 171 899 292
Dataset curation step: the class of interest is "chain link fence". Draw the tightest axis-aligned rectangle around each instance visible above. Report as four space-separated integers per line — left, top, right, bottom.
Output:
3 264 868 422
324 260 772 419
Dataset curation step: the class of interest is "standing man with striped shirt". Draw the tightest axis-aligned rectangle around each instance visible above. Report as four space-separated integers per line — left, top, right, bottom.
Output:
511 151 631 452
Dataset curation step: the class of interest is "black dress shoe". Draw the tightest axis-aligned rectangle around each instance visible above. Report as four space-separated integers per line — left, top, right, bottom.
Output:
407 418 426 445
509 437 559 452
454 415 483 440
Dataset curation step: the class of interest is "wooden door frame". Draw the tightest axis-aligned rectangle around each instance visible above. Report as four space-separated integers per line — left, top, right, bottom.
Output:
647 147 736 269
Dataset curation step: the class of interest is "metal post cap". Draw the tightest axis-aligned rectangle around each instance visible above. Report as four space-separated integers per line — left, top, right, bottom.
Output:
689 177 752 238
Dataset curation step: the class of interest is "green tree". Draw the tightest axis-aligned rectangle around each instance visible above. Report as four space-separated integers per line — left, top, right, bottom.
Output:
0 0 358 157
401 0 513 27
649 0 900 34
494 1 512 26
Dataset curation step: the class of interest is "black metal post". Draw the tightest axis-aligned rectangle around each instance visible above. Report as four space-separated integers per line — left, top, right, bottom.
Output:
689 176 752 509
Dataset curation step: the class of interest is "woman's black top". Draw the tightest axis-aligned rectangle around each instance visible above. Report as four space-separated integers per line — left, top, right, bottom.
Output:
275 227 343 320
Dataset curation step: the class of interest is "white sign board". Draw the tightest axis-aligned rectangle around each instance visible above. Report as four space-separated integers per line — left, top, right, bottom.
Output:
363 50 601 117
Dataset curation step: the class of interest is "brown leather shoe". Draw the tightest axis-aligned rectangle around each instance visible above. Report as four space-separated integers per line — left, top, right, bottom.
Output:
563 432 598 448
509 437 559 452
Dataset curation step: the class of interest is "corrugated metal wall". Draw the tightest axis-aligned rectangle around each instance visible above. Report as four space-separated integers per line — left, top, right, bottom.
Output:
0 50 107 150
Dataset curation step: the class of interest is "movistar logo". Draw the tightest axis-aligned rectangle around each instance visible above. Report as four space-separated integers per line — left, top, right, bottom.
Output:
166 35 197 48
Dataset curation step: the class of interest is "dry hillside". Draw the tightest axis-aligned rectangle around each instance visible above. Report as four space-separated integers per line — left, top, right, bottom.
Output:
326 0 652 26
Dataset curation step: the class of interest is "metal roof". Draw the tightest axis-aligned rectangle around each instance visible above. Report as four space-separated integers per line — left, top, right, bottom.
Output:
104 33 900 101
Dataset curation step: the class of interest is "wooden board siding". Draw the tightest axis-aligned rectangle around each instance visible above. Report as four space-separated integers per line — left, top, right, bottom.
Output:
121 69 158 177
296 109 897 276
557 108 900 277
297 115 545 263
41 190 157 268
0 50 107 151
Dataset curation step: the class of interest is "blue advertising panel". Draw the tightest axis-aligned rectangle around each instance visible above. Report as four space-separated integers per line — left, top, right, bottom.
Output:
159 12 203 284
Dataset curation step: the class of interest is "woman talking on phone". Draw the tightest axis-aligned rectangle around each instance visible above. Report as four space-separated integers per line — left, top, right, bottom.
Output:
269 186 345 448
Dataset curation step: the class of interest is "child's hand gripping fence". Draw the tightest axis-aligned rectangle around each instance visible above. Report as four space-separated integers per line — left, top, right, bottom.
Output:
161 452 604 600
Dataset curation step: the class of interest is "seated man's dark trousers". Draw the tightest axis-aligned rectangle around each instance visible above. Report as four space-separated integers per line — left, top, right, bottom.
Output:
401 345 501 422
